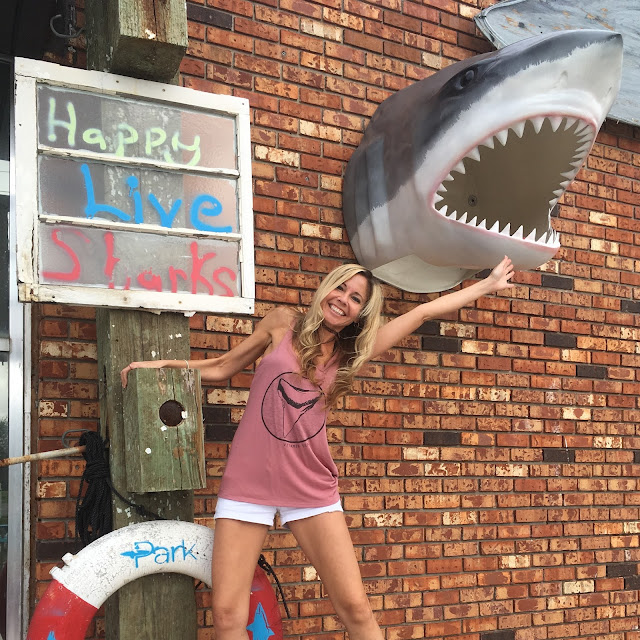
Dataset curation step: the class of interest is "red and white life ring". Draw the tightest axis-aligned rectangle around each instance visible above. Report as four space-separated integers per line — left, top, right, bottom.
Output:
26 520 283 640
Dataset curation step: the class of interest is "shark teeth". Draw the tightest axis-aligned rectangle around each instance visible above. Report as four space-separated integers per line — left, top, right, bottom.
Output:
531 117 545 134
549 116 563 132
453 161 466 175
466 147 481 162
480 137 495 150
432 201 560 247
511 122 525 138
495 129 509 146
432 114 592 249
438 116 595 195
575 141 592 155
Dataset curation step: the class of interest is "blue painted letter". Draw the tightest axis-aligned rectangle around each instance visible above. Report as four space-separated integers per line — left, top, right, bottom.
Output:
81 164 130 222
148 193 182 228
189 194 231 233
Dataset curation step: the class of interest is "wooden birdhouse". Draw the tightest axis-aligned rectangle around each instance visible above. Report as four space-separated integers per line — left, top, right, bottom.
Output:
123 367 205 492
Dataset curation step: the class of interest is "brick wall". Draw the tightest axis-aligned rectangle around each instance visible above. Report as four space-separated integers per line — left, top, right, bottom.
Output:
32 1 640 639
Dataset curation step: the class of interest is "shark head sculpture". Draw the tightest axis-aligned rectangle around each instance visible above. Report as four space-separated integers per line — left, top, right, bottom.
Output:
343 29 623 292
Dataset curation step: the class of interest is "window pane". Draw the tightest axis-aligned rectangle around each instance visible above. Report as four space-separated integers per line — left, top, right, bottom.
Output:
37 84 238 170
38 223 241 296
38 156 239 233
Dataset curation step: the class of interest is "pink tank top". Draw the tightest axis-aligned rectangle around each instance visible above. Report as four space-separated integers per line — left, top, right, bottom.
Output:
218 330 340 507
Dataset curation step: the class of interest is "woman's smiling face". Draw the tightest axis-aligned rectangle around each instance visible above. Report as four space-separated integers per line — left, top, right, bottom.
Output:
321 273 369 333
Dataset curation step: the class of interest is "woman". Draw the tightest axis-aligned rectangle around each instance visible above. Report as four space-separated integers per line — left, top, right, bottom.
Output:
121 256 515 639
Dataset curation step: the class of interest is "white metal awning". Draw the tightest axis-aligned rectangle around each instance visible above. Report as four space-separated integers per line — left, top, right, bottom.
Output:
475 0 639 127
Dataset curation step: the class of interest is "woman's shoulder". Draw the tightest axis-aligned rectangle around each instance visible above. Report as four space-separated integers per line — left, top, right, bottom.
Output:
258 307 301 349
262 305 300 329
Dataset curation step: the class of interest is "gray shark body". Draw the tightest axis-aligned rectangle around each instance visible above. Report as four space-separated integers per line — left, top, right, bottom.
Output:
343 30 623 292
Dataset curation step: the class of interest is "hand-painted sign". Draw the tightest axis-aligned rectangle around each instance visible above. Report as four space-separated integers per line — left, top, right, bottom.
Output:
120 539 197 568
15 58 254 314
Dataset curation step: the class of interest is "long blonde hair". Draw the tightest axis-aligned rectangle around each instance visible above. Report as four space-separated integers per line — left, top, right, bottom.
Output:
292 264 384 406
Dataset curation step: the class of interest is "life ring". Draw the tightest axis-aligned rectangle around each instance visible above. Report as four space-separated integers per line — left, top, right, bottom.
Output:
248 564 284 640
26 520 283 640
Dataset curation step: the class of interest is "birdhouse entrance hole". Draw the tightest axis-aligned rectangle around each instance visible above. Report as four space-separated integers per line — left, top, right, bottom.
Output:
159 400 185 427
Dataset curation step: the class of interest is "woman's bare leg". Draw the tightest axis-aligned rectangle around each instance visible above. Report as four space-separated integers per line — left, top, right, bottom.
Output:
211 518 269 640
288 512 384 640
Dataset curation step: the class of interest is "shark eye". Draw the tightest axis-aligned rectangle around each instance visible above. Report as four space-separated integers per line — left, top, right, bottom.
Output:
455 68 477 90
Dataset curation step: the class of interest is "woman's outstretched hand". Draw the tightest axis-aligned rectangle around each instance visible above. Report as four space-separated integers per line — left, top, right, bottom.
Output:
120 360 164 388
486 255 515 293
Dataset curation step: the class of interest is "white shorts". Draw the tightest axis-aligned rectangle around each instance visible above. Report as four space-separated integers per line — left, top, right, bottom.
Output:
214 497 343 526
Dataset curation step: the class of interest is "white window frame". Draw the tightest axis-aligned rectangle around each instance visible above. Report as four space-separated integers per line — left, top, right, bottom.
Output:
13 58 255 315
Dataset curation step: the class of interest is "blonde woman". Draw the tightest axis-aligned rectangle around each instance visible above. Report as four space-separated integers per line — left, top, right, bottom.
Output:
122 256 514 640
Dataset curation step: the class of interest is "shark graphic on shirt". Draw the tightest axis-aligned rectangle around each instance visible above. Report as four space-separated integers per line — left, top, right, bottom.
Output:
277 378 322 438
261 372 326 443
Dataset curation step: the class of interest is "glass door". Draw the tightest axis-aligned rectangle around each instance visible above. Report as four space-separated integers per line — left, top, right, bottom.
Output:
0 56 10 638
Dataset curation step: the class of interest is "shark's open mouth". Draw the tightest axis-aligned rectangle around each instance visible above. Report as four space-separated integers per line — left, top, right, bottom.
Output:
433 115 595 247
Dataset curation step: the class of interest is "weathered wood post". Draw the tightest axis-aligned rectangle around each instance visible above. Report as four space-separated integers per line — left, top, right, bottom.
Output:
85 1 199 638
97 312 199 638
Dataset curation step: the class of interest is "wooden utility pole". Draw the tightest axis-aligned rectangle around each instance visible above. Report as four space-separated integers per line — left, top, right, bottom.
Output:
96 311 197 639
85 2 197 638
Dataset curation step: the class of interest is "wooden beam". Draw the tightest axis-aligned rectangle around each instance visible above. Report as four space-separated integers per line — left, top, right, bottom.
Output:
97 309 197 640
85 0 187 83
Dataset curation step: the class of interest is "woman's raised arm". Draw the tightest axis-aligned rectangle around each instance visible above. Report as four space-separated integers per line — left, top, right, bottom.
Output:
370 256 515 359
121 307 294 387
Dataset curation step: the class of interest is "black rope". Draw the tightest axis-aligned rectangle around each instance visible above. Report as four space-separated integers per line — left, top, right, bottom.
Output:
75 431 165 547
107 481 166 522
259 554 291 619
75 431 113 546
